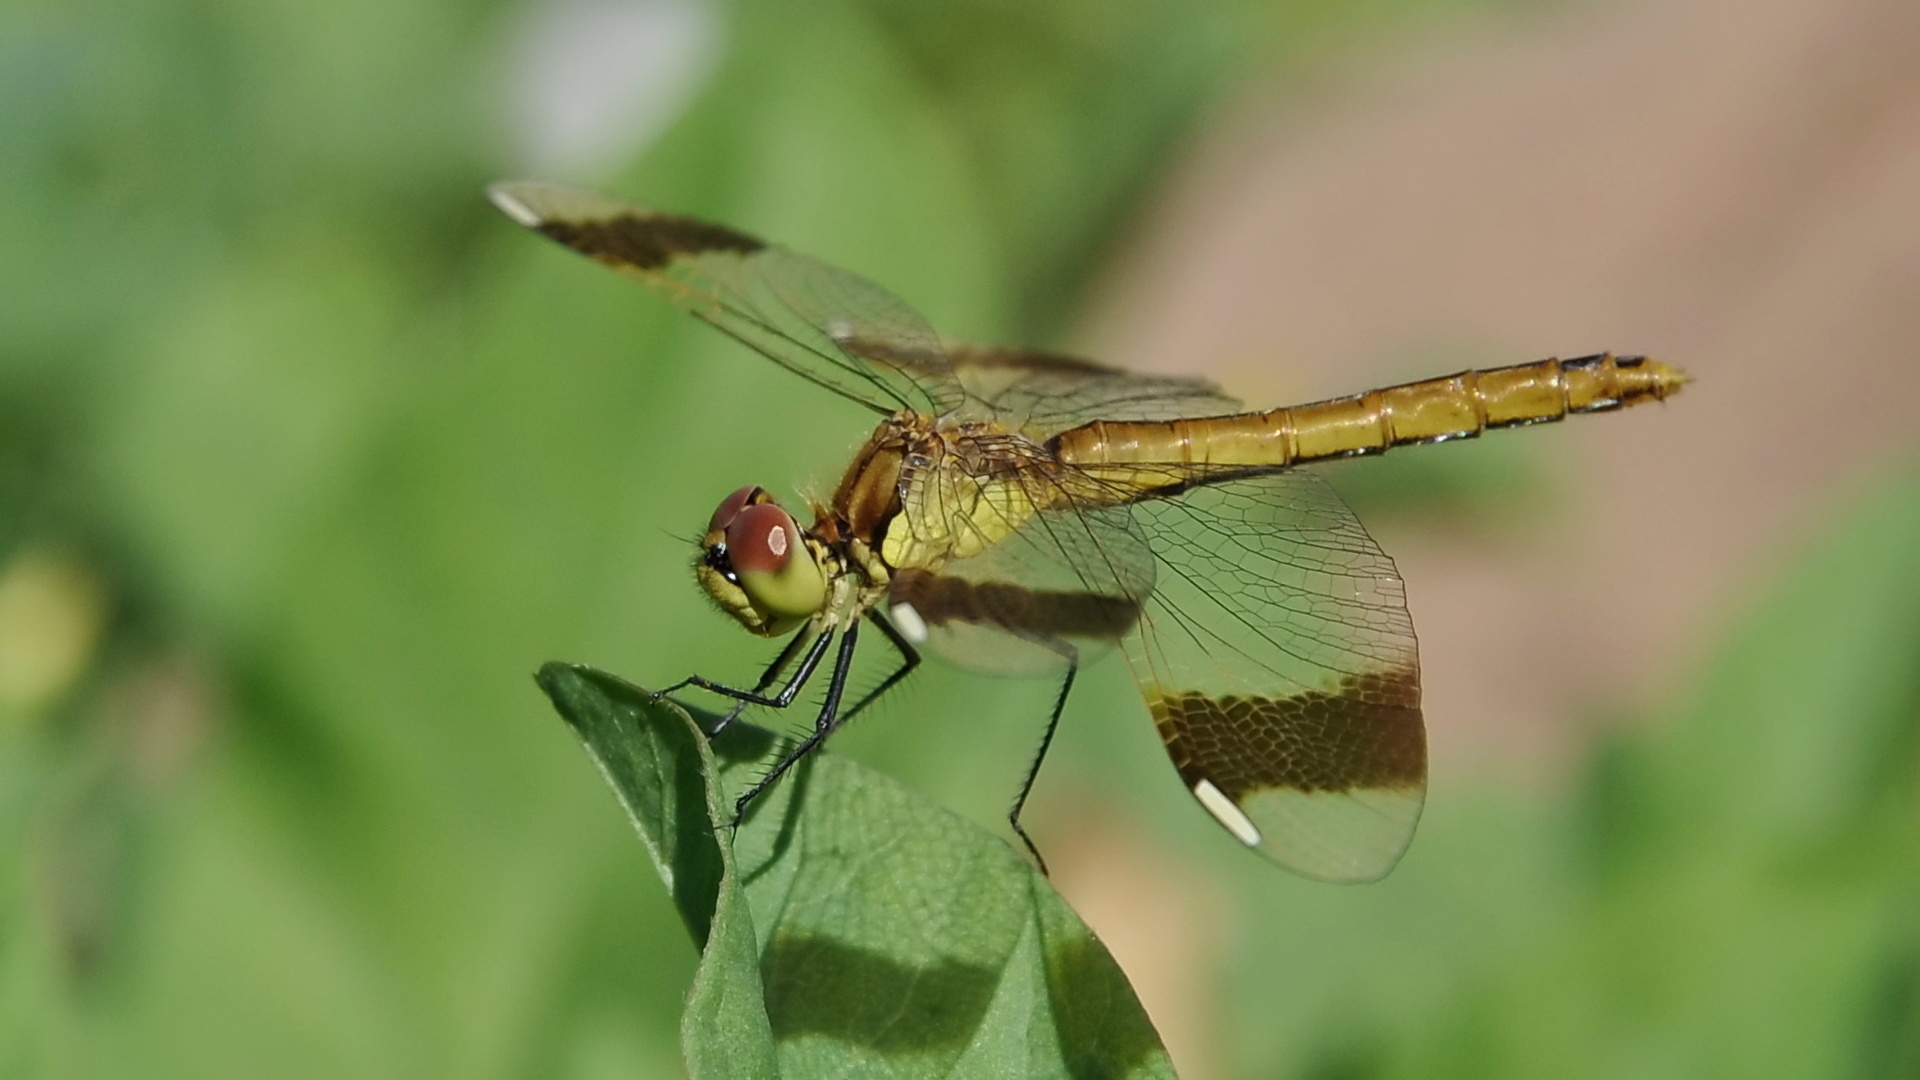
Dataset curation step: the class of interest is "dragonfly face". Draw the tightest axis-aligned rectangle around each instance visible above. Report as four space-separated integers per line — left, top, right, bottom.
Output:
490 180 1686 883
696 485 829 638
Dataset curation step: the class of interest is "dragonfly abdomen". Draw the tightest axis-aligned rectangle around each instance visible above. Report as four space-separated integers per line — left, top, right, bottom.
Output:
1051 353 1686 468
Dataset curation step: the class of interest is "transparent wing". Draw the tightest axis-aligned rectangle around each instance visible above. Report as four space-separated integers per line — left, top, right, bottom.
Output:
885 457 1155 676
1123 470 1425 883
489 181 964 417
885 445 1425 881
944 344 1243 437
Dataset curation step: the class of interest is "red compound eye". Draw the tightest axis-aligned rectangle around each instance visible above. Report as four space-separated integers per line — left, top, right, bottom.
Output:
708 485 764 534
725 503 798 575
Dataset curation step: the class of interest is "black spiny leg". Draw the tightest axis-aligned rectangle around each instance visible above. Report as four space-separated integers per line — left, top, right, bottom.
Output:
1008 643 1079 876
657 628 834 737
730 623 861 825
701 628 816 738
737 614 920 872
830 612 920 728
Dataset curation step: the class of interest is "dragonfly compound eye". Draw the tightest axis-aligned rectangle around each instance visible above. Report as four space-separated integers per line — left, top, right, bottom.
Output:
724 503 825 634
708 484 768 534
693 497 825 638
725 504 790 571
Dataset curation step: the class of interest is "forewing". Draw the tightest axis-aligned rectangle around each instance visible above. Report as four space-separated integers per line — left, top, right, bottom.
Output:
945 345 1243 437
489 181 964 416
1124 471 1425 883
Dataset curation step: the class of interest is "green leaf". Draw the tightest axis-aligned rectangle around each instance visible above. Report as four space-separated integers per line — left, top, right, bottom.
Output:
536 662 1177 1080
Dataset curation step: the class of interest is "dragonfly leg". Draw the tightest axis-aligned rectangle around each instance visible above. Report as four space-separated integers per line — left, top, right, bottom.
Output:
657 628 834 737
730 624 862 825
703 628 816 737
831 611 921 727
1009 643 1079 876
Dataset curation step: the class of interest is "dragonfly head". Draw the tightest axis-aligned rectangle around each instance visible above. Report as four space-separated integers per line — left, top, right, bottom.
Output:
695 486 827 637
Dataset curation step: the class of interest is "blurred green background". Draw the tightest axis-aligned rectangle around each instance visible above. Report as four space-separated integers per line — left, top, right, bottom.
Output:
4 0 1917 1076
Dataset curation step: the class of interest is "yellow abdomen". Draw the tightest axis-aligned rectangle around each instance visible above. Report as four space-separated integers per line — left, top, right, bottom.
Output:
1050 353 1687 468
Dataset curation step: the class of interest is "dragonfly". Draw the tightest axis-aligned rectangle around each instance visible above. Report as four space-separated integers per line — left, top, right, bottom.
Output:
490 181 1686 883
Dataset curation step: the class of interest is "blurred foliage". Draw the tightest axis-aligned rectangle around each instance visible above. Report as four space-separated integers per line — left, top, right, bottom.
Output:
1201 466 1920 1078
2 0 1915 1077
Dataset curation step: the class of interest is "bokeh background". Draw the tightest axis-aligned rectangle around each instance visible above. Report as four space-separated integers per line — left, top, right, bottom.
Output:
5 0 1919 1076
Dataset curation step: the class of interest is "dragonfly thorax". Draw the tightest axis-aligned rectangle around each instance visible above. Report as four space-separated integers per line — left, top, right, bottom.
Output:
695 486 829 637
829 412 1060 572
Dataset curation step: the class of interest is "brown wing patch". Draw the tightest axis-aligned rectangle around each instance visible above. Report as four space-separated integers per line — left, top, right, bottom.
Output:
945 344 1120 376
489 181 960 415
891 568 1141 640
535 215 763 272
1149 669 1424 798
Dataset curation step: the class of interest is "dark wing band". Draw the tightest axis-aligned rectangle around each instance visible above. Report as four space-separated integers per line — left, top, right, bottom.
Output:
489 181 965 417
1123 470 1424 882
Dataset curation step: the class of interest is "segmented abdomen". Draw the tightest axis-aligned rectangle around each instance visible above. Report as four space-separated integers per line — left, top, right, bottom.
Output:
1050 353 1687 468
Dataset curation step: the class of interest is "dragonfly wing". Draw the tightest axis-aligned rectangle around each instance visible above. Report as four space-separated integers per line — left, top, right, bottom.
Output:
1124 470 1425 883
883 454 1422 880
886 465 1155 676
489 181 964 416
944 344 1243 436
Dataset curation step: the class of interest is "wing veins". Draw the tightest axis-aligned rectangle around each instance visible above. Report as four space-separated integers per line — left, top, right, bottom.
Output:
679 268 922 414
1040 466 1395 683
